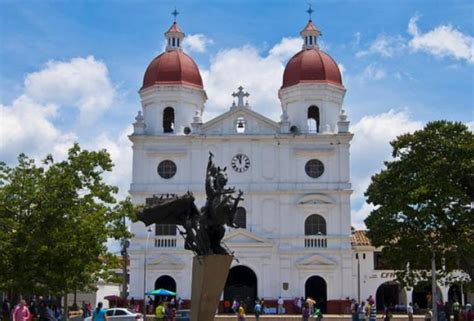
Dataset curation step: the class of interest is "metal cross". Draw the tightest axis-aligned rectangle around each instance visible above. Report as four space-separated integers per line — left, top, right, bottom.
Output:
232 86 250 107
306 3 314 20
171 8 179 22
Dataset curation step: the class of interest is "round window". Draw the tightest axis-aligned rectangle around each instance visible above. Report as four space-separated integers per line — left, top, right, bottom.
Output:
157 160 177 179
305 159 324 178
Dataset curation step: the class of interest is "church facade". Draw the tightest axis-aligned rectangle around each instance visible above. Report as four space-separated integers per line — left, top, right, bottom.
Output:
128 17 467 313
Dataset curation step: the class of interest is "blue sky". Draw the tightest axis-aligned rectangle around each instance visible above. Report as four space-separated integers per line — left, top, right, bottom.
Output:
1 0 473 228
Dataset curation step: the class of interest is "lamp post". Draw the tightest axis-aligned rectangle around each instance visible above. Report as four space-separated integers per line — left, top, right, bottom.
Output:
356 252 361 303
143 227 152 319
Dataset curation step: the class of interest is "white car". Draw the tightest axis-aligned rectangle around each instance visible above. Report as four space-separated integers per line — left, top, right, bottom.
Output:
85 308 143 321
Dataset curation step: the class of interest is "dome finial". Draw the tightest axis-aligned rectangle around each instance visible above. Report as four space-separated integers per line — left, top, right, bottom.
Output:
171 7 179 22
300 4 321 50
306 3 314 21
165 9 185 51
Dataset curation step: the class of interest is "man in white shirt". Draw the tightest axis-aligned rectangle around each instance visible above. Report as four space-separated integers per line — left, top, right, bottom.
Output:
277 297 284 314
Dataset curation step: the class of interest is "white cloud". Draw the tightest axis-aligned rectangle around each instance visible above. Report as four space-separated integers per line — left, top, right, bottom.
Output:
350 110 423 228
24 56 115 126
183 34 214 53
408 15 474 64
268 37 301 62
353 32 362 47
201 43 288 120
0 56 128 197
360 64 387 81
86 126 133 198
0 95 77 163
352 203 376 230
356 34 406 58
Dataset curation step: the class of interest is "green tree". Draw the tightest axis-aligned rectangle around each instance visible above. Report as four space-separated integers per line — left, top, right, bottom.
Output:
364 121 474 315
0 144 136 310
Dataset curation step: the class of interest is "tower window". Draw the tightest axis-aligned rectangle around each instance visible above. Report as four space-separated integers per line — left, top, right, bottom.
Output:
307 105 320 133
305 159 325 178
163 107 175 133
172 38 176 47
304 214 326 235
309 36 313 45
155 224 176 236
157 160 177 179
236 117 246 133
234 207 246 229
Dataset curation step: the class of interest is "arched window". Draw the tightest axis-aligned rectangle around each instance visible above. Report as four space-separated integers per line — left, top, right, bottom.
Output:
234 207 246 229
163 107 175 133
307 106 320 133
305 214 326 235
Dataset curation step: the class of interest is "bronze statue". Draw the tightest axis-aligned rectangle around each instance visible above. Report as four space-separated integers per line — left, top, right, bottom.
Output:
137 152 243 256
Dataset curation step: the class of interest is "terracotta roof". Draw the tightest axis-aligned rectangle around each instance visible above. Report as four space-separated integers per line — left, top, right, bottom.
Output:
302 20 317 32
351 230 371 246
142 50 203 90
281 48 343 89
167 21 182 33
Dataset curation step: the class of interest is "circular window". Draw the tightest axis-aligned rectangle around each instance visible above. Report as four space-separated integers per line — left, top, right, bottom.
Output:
157 160 177 179
305 159 324 178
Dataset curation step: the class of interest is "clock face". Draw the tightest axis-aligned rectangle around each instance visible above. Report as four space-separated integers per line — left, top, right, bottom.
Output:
231 154 250 173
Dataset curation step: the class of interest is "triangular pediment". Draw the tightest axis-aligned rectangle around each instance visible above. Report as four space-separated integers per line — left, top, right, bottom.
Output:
222 229 273 247
296 254 336 270
148 254 185 269
202 107 279 135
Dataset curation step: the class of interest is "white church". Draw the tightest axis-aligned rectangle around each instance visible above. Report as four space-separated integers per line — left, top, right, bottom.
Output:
128 16 468 313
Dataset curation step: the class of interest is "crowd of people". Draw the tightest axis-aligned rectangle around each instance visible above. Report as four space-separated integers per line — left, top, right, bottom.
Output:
228 296 323 321
349 296 474 321
2 297 62 321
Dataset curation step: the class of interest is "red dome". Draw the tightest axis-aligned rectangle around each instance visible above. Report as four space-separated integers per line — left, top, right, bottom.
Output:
282 48 343 89
142 50 203 90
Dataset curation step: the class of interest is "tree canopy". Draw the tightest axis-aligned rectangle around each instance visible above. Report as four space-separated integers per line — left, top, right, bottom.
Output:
0 144 135 296
364 121 474 286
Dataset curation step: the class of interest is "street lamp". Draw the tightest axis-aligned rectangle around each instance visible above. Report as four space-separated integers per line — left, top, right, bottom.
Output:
356 252 361 303
143 227 152 318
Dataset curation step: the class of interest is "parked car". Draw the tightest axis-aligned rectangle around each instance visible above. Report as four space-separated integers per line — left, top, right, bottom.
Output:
85 308 143 321
175 309 190 321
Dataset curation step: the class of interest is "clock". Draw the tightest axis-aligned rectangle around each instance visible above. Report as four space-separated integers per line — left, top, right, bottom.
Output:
231 154 250 173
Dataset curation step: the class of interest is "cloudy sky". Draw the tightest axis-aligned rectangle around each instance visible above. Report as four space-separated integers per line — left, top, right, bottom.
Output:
1 0 473 229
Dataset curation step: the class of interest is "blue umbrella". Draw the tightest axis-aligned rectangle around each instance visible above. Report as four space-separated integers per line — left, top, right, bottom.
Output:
147 288 176 296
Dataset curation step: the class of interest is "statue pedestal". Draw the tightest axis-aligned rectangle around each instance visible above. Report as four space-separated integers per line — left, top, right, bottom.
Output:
190 254 233 321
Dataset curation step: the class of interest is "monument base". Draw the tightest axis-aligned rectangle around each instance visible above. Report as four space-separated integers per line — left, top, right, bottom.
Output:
190 254 233 321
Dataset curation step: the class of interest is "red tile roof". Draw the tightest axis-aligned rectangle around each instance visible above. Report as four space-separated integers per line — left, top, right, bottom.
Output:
351 230 372 246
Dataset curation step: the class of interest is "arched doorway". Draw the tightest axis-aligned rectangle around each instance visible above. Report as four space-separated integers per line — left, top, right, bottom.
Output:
448 284 466 304
376 282 405 309
154 275 176 304
224 266 257 312
305 276 327 313
412 281 442 309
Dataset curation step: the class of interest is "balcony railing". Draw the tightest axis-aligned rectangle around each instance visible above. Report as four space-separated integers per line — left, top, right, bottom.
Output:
304 236 328 248
154 237 177 248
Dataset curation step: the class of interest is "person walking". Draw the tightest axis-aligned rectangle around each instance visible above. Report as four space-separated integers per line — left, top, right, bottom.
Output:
369 304 377 321
13 300 31 321
254 301 261 321
277 297 284 314
302 302 311 321
351 299 359 321
91 302 108 321
237 302 246 321
155 302 165 321
407 302 414 321
452 300 461 321
358 302 366 321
